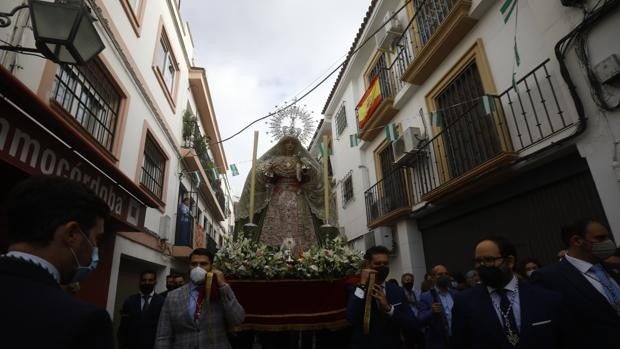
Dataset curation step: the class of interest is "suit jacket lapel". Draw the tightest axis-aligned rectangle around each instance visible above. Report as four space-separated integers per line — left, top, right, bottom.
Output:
559 259 614 313
517 281 532 342
478 286 506 346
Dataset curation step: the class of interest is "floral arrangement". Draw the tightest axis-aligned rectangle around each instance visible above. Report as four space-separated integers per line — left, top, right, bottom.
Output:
215 235 363 280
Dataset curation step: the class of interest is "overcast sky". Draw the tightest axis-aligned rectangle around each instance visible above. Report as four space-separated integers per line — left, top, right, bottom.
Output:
180 1 371 196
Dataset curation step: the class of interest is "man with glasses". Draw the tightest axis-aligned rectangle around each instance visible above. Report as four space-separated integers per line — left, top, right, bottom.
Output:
532 220 619 347
451 236 565 349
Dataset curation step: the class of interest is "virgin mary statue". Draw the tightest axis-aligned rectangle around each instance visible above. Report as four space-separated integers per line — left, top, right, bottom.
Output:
235 135 332 252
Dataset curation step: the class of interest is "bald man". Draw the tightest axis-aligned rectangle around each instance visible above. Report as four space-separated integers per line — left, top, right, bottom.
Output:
418 265 456 349
451 236 565 349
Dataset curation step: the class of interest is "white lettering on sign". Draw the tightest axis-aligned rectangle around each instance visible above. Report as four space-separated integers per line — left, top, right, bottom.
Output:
0 116 125 218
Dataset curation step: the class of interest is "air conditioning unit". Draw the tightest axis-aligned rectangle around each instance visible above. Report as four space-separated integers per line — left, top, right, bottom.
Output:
159 215 171 240
375 11 404 52
373 226 394 251
392 126 423 165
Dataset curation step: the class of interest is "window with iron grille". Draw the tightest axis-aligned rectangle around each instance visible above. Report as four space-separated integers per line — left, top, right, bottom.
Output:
435 61 501 178
342 171 354 205
156 34 177 94
51 62 120 152
335 104 347 135
414 0 457 46
141 135 166 198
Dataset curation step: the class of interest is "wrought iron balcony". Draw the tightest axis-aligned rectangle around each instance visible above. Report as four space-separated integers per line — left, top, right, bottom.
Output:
407 59 573 204
364 167 413 228
400 0 477 84
355 62 401 141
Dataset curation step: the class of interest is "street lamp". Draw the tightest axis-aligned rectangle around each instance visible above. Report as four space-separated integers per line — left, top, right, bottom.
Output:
0 0 105 65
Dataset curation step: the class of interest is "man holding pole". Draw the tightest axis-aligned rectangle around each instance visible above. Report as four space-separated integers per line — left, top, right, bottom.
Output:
155 248 245 349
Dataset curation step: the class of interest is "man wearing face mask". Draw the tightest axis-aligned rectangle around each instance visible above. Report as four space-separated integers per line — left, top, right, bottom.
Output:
402 273 424 349
419 265 456 349
160 272 186 298
155 248 245 349
0 176 113 349
118 270 165 349
451 236 565 349
532 219 620 347
346 245 419 349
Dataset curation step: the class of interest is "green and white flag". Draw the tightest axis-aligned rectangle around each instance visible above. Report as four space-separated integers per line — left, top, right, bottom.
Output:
385 123 399 142
349 134 360 147
431 111 443 128
500 0 517 23
230 164 239 176
481 95 495 115
319 143 333 156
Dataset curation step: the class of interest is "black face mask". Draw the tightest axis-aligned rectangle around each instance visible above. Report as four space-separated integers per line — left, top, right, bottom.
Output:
402 282 414 290
166 284 176 291
477 266 509 289
375 266 390 284
140 284 155 295
436 275 451 289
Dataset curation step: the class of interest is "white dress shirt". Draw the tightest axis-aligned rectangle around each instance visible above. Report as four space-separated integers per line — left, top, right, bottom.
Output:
487 275 521 331
355 283 397 316
141 290 155 309
565 253 620 303
4 251 60 283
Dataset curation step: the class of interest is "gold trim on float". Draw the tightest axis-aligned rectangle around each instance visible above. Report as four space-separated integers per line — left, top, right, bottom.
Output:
231 320 350 332
244 309 346 318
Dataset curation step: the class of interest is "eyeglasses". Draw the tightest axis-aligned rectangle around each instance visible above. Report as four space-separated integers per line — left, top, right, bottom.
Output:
472 256 504 266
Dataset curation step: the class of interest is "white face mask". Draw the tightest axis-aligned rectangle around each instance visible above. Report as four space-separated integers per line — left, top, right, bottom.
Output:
190 267 207 284
526 270 534 278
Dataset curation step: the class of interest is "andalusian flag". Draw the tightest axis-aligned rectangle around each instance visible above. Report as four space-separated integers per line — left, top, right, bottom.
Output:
500 0 517 23
431 111 443 128
230 164 239 176
481 95 495 115
385 124 399 142
350 134 360 147
319 143 333 156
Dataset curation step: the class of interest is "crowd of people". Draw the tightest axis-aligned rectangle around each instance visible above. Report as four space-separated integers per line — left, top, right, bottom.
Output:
1 176 619 349
347 223 620 349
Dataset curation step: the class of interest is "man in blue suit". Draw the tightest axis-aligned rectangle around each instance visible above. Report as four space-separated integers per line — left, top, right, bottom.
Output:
346 245 419 349
451 236 565 349
532 219 619 348
419 265 457 349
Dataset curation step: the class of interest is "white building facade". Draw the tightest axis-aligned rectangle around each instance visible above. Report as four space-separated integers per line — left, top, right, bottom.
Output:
0 0 233 324
323 0 620 282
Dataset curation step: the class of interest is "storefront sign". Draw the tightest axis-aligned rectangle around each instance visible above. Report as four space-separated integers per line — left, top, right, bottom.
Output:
356 76 383 129
0 99 146 230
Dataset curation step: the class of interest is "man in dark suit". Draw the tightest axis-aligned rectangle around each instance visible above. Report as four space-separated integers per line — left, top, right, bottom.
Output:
419 265 457 349
532 219 619 348
160 272 186 298
0 176 114 349
346 245 419 349
401 272 424 349
451 236 565 349
118 270 166 349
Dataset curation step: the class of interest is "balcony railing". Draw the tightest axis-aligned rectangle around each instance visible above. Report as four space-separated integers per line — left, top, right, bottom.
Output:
399 0 476 84
364 167 412 227
408 59 573 204
415 0 457 46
